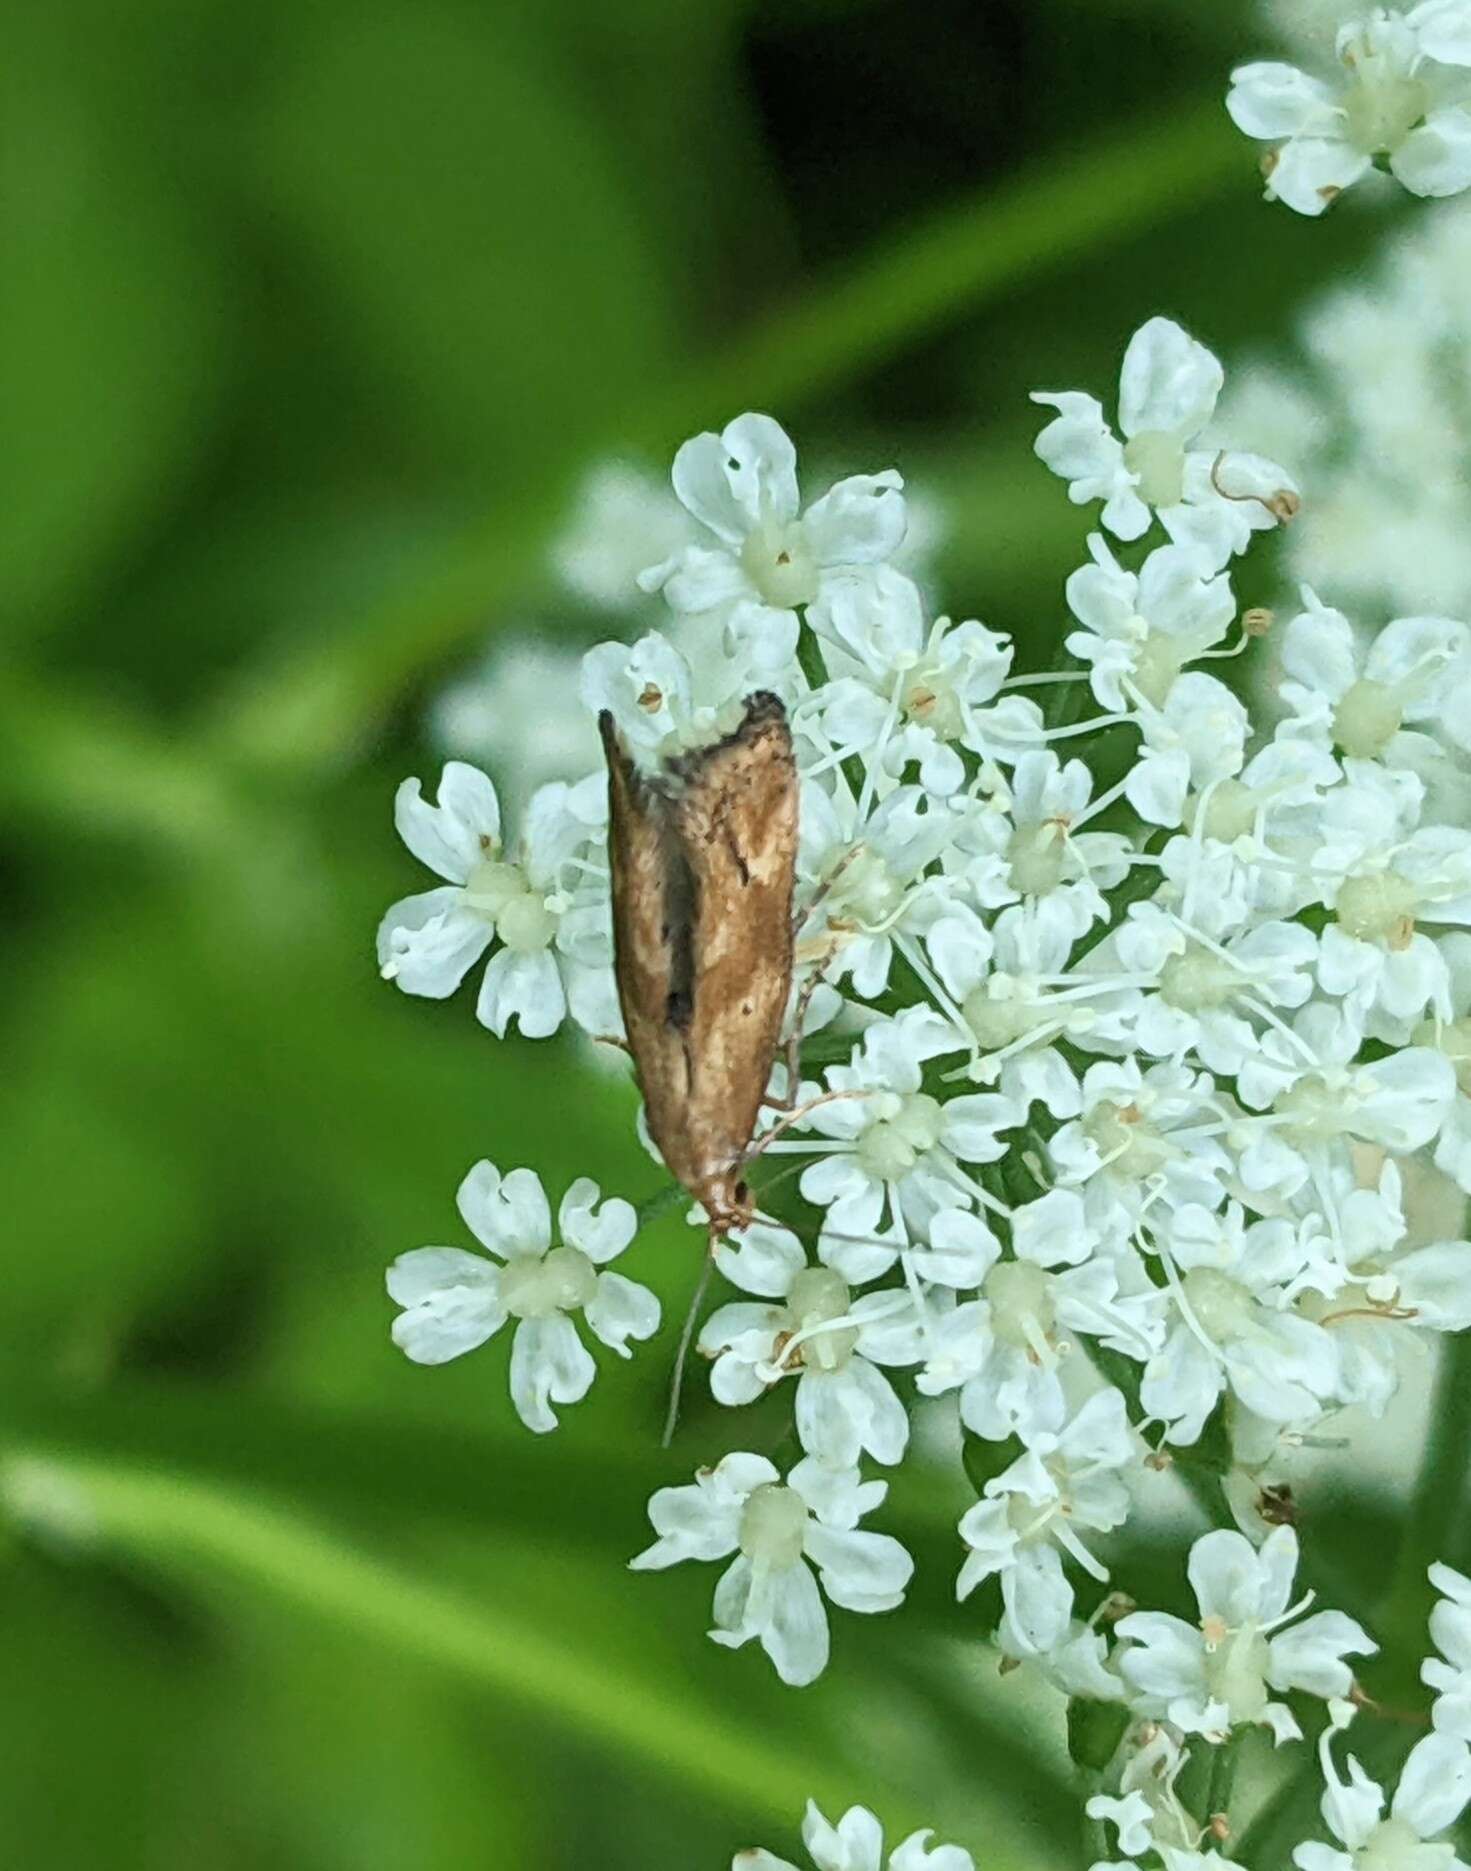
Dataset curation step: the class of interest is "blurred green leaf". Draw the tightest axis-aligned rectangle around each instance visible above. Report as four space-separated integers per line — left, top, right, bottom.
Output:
22 1447 1063 1863
252 4 677 488
0 56 229 639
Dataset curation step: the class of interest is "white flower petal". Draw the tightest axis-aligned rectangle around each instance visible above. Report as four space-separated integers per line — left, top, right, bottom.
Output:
393 764 500 881
387 1248 505 1364
1392 1731 1471 1835
559 1178 637 1262
759 1558 831 1687
376 889 492 998
1266 135 1372 216
456 1161 552 1257
1118 317 1222 441
1227 61 1338 139
508 1314 596 1432
584 1271 661 1356
476 945 567 1038
802 471 907 569
1391 106 1471 197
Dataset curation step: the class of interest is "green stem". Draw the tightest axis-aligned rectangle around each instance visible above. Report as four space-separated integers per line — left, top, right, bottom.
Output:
1202 1733 1242 1855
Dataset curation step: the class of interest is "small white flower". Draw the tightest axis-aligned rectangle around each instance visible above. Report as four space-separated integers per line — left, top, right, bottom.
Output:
1278 588 1471 764
958 749 1133 946
1238 1003 1456 1200
1140 1204 1339 1445
806 568 1036 794
1064 535 1238 713
797 781 962 998
918 1191 1163 1441
798 1009 1021 1236
1117 1525 1375 1743
1229 8 1471 218
699 1224 926 1467
956 1387 1136 1656
1293 1723 1471 1869
1425 1561 1471 1739
1034 319 1296 561
376 762 615 1039
1050 1059 1231 1234
630 1452 913 1687
580 625 794 768
641 412 907 646
387 1163 657 1432
1108 899 1317 1077
735 1800 975 1871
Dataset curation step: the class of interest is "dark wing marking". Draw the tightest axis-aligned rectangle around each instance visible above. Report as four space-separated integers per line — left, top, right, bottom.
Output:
668 691 798 1181
599 711 702 1191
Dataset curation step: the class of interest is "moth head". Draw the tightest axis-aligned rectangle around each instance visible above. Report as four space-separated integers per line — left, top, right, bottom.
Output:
703 1172 756 1239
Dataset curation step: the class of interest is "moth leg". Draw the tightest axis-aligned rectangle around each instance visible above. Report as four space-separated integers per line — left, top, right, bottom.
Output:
763 965 829 1112
746 1087 872 1159
790 842 863 943
588 1033 633 1054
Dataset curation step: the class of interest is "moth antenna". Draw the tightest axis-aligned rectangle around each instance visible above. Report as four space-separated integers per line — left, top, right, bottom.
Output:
750 1208 925 1257
662 1239 717 1448
745 1087 871 1161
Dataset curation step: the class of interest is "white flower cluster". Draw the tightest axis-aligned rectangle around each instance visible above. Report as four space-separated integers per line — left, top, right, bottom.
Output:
1227 2 1471 214
1219 193 1471 631
375 314 1471 1857
745 1561 1471 1871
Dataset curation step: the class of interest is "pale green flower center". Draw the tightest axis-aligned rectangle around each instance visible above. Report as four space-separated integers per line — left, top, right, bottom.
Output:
1160 943 1238 1013
858 1091 945 1180
1277 1072 1359 1138
1008 818 1070 896
1336 869 1418 948
1200 1616 1271 1722
1182 1267 1253 1342
985 1258 1056 1351
1131 630 1186 709
1183 777 1259 843
786 1267 858 1369
741 517 820 610
738 1482 809 1568
964 977 1044 1050
1332 677 1404 758
830 845 905 926
499 1245 597 1319
902 660 965 740
1342 57 1430 155
464 857 525 918
1084 1099 1170 1180
464 857 559 952
1358 1817 1454 1871
1122 428 1188 508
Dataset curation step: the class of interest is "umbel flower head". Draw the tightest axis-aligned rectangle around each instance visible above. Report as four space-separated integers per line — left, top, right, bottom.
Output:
385 342 1471 1748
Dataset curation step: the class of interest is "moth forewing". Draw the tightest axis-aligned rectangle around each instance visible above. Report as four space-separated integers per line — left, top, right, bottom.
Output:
600 692 799 1241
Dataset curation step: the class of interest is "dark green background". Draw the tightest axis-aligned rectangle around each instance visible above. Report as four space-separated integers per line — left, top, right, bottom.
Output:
0 1 1423 1863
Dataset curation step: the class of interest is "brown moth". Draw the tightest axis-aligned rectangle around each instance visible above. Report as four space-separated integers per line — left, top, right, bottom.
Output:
599 689 799 1248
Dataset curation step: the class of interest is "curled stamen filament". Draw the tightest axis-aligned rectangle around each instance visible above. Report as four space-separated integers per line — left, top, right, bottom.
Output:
756 1288 916 1382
